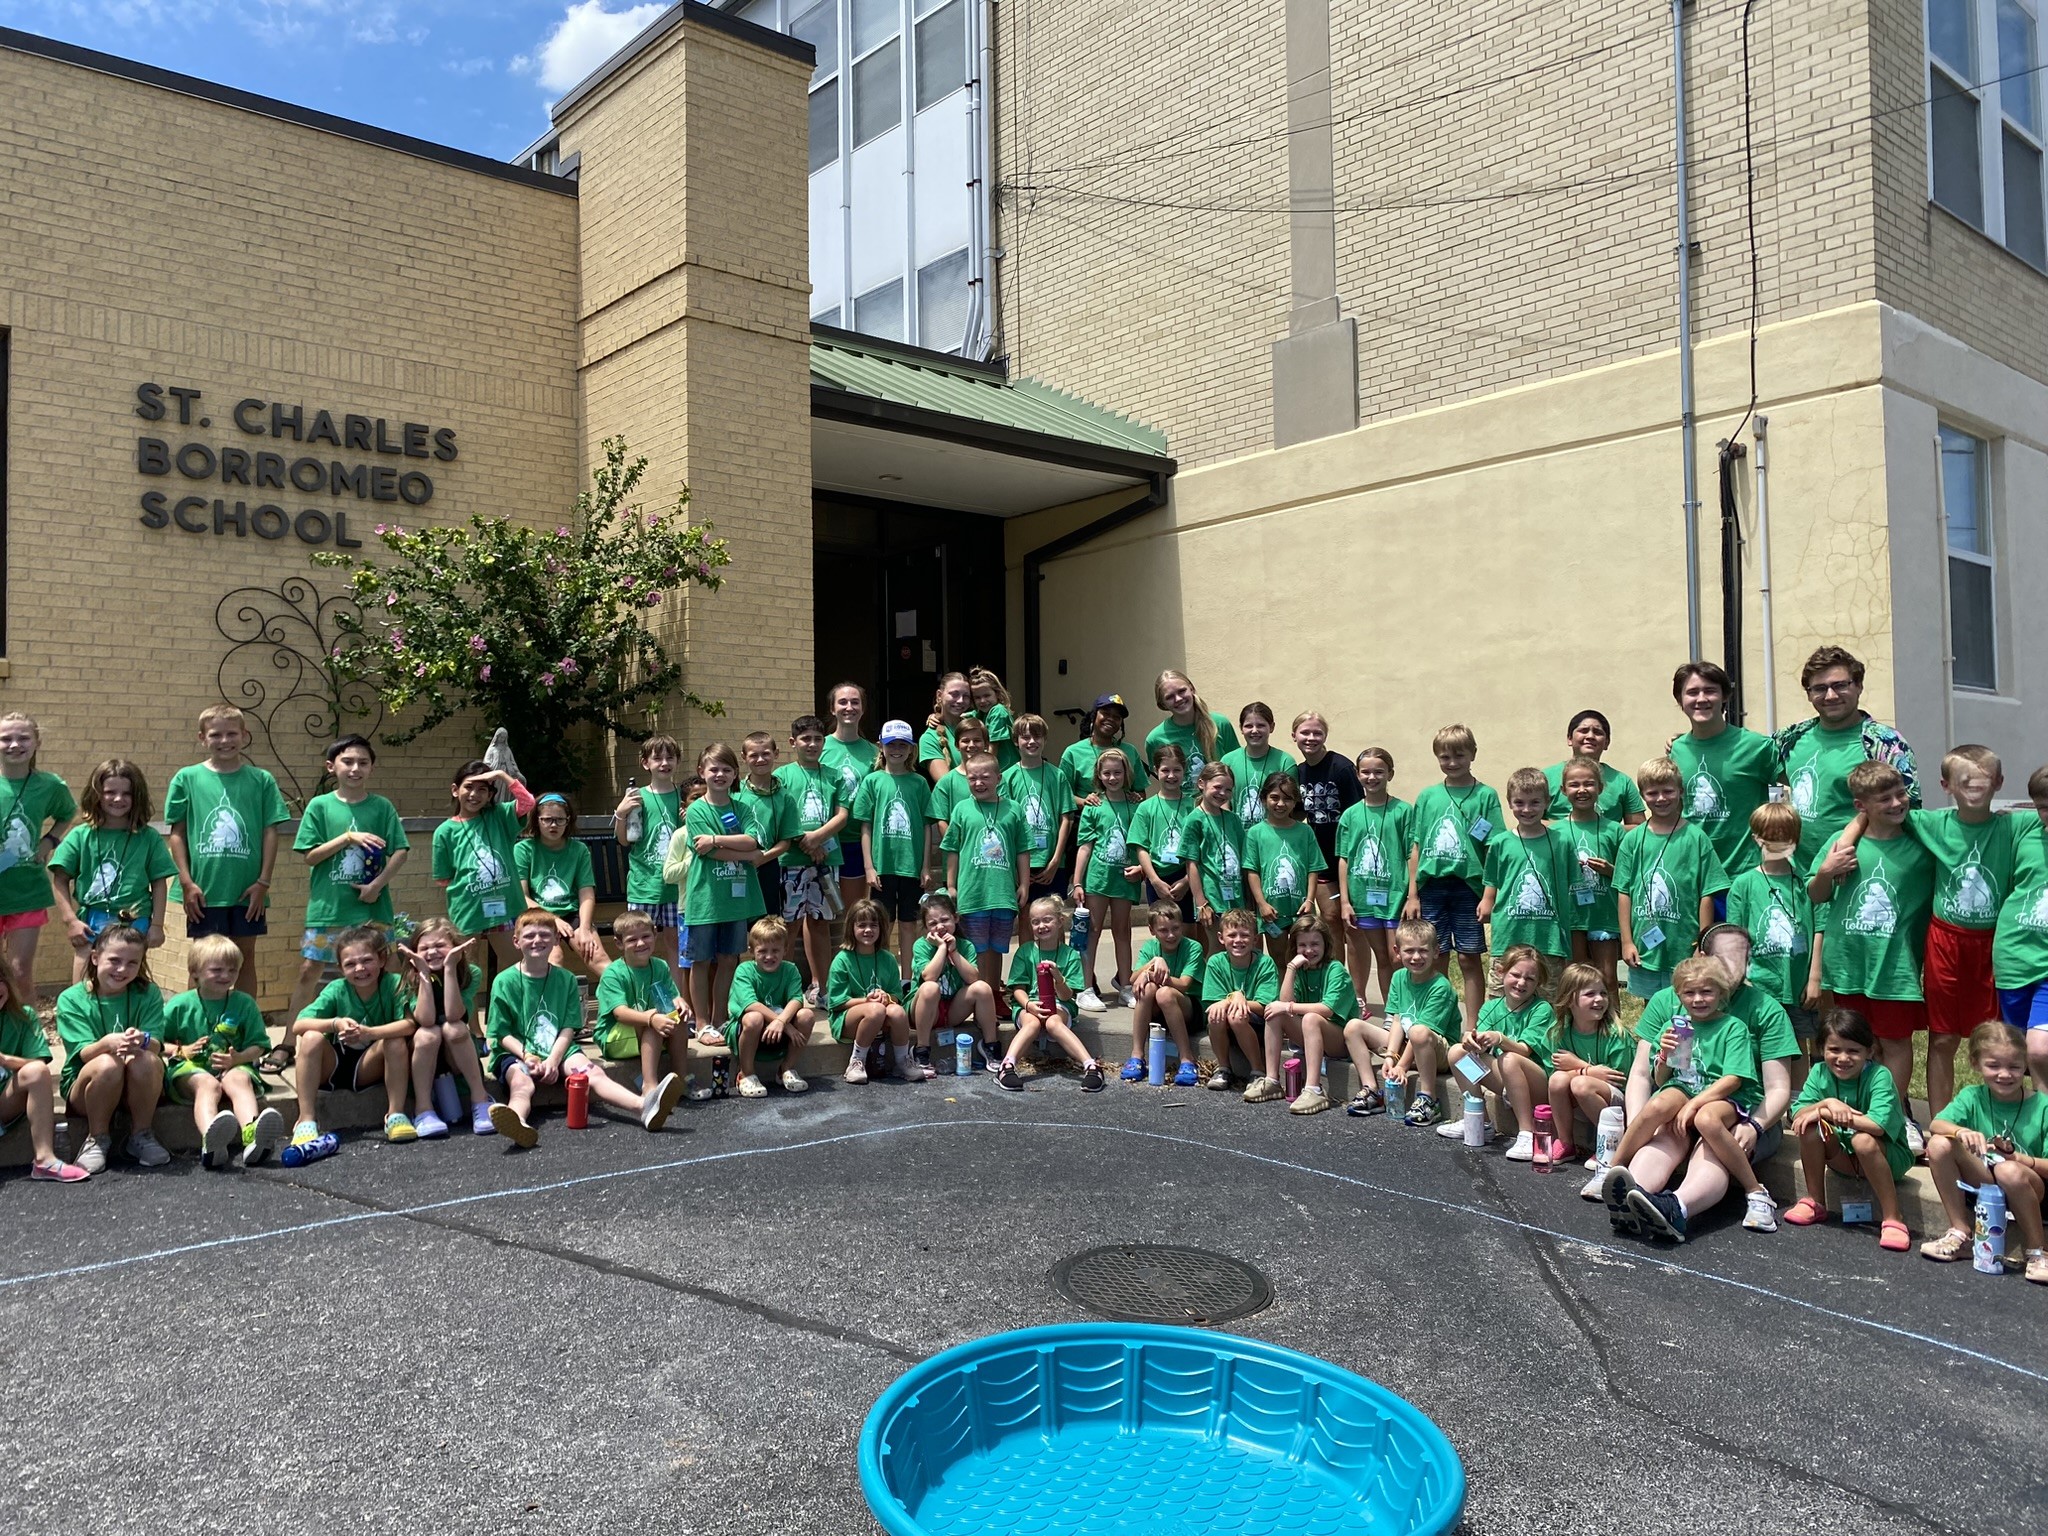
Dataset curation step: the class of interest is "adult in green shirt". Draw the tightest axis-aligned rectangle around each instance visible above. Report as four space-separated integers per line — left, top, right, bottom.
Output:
1668 661 1779 876
1060 695 1150 803
291 735 410 1030
165 707 291 993
1145 670 1240 778
1773 645 1920 875
823 682 881 910
1541 710 1645 826
0 710 77 988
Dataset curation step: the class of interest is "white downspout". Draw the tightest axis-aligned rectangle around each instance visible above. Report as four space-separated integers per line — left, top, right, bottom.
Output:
963 0 997 358
1753 415 1777 733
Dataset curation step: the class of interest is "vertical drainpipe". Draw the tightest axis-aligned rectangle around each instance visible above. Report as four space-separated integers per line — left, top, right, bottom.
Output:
1673 0 1702 659
962 0 998 359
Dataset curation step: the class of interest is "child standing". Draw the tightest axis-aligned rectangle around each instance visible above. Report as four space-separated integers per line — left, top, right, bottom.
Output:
1723 802 1821 1059
1542 710 1645 826
1438 945 1556 1160
1479 767 1576 989
1291 711 1363 932
736 732 793 918
432 760 536 972
1003 713 1075 900
398 917 495 1135
0 712 75 986
998 895 1104 1092
908 892 1000 1075
1146 670 1239 778
55 924 167 1171
1129 745 1192 923
1994 764 2048 1088
1557 755 1624 998
1178 763 1247 939
1781 1008 1913 1249
1335 748 1410 1011
163 935 285 1169
681 743 767 1036
290 735 408 1029
1251 912 1357 1114
830 898 909 1084
291 926 420 1147
853 720 934 970
1614 757 1729 1001
1406 725 1502 1030
1244 774 1325 962
930 719 994 837
1072 748 1143 1011
0 956 89 1180
165 704 289 999
821 681 880 913
517 793 606 974
970 666 1019 772
726 916 816 1098
1199 908 1280 1093
1920 1020 2048 1279
616 734 685 960
940 753 1032 993
920 673 975 786
594 911 692 1102
1124 901 1203 1086
1220 703 1297 830
50 758 173 984
775 715 854 1003
1060 693 1150 803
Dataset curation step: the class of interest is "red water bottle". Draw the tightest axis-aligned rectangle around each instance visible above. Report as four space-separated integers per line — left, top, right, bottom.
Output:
1036 960 1058 1015
565 1061 590 1129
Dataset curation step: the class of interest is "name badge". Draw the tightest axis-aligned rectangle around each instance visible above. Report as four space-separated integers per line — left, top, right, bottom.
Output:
481 898 508 922
1574 890 1597 906
732 880 749 899
1639 925 1665 951
1468 817 1492 842
1365 887 1389 906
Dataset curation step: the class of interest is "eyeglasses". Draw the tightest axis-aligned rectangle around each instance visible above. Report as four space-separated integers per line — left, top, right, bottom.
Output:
1806 680 1856 697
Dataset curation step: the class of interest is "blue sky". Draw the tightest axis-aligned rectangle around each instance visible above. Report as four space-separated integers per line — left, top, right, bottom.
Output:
0 0 686 159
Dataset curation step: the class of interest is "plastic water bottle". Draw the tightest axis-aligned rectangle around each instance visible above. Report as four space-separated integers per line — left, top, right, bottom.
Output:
1282 1050 1305 1100
1069 904 1091 953
711 1054 730 1097
1974 1182 2009 1274
1593 1105 1626 1171
1669 1019 1695 1076
954 1031 973 1076
1462 1094 1487 1147
280 1132 340 1167
1532 1103 1556 1171
1036 960 1059 1015
565 1060 591 1129
1384 1071 1406 1120
1148 1025 1168 1086
432 1073 461 1124
623 777 643 844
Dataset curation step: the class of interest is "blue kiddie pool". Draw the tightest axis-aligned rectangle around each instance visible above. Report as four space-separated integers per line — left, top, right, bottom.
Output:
858 1323 1465 1535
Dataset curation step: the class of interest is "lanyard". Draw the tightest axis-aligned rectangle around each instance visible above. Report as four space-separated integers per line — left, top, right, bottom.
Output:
1444 784 1485 831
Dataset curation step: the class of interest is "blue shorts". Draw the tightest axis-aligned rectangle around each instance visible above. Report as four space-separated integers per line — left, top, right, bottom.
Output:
1583 928 1620 943
190 904 268 939
1416 877 1482 954
83 909 151 941
1710 894 1728 924
839 842 867 881
960 909 1015 954
1998 981 2048 1030
494 1056 532 1091
627 901 678 930
673 925 692 970
683 919 749 966
1349 915 1398 931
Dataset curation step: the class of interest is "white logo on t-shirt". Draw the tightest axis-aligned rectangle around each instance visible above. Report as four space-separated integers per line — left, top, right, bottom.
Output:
1688 771 1725 822
974 826 1010 870
1271 854 1299 899
1790 764 1819 818
1843 874 1898 936
1510 869 1554 919
883 800 913 841
1428 817 1464 861
332 844 368 886
80 859 122 905
537 874 570 904
1219 842 1241 883
531 1011 560 1052
2018 888 2048 932
197 804 251 859
1951 858 1998 922
1759 905 1802 957
1644 869 1678 918
1101 825 1128 865
472 842 508 890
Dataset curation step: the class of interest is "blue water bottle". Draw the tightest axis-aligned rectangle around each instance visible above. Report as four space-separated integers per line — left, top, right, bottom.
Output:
1147 1025 1167 1086
1974 1180 2009 1274
1069 903 1091 953
954 1032 973 1076
280 1132 340 1167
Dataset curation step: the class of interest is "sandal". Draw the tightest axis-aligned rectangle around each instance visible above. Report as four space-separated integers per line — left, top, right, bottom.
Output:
1346 1088 1385 1118
1919 1228 1971 1262
1878 1219 1911 1252
259 1044 294 1076
1781 1197 1828 1226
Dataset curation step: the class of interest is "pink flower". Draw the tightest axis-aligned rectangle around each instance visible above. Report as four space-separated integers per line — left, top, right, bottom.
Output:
384 593 398 607
696 562 710 580
479 664 492 681
645 591 662 606
556 525 570 538
559 658 579 675
374 523 387 535
540 671 556 688
468 635 487 653
621 574 635 589
413 662 428 677
647 514 660 528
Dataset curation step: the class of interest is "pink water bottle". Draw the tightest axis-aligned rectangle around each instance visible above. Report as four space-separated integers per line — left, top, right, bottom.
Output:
1282 1052 1305 1099
1531 1102 1555 1171
1036 960 1058 1015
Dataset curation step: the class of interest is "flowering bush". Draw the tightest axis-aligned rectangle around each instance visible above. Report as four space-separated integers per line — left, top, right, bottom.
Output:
311 438 729 791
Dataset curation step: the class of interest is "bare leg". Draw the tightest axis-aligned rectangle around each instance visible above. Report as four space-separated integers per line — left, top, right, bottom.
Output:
1926 1035 1961 1126
1851 1130 1905 1224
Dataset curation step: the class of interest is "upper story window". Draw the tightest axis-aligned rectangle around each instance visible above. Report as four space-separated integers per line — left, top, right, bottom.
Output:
1939 424 1998 691
1928 0 2047 270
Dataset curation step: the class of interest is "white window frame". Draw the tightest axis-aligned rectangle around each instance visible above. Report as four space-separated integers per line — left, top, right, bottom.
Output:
1927 0 2048 270
1937 423 1999 692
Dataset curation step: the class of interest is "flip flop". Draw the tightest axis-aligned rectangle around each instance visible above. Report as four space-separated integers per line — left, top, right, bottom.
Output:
1878 1219 1911 1252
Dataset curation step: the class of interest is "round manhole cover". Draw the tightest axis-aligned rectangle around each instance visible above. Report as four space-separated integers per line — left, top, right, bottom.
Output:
1050 1244 1272 1326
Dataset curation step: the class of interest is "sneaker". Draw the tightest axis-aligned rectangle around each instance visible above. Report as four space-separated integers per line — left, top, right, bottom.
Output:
1503 1131 1535 1162
432 1073 462 1125
488 1103 539 1148
384 1112 419 1144
1404 1093 1439 1128
74 1135 110 1176
1743 1187 1780 1232
736 1073 768 1098
1173 1061 1200 1087
1289 1085 1331 1115
996 1059 1024 1092
1080 1062 1105 1093
911 1045 937 1081
125 1129 171 1168
1116 983 1136 1009
1904 1116 1926 1159
641 1071 684 1130
1241 1076 1283 1104
686 1080 715 1102
1076 988 1108 1015
1205 1070 1232 1092
1579 1169 1608 1201
779 1068 809 1094
1346 1088 1385 1118
29 1158 89 1182
1600 1166 1643 1236
803 984 823 1009
1628 1187 1689 1243
470 1102 496 1134
1119 1056 1146 1082
202 1109 240 1170
979 1040 1003 1072
291 1118 322 1146
1436 1117 1469 1140
843 1054 869 1085
245 1108 285 1166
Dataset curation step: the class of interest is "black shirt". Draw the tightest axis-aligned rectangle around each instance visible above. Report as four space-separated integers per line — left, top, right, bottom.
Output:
1296 752 1362 864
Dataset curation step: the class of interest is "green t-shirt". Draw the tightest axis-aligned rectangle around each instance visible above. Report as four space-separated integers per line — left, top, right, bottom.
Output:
1284 959 1358 1022
1198 949 1280 1006
1481 827 1575 960
1178 807 1246 913
1478 994 1558 1070
1220 746 1298 829
729 958 803 1021
820 734 879 804
1782 720 1872 873
1410 782 1503 890
0 1004 50 1066
930 769 971 828
982 702 1020 772
487 965 582 1070
516 836 595 917
1790 1059 1913 1178
1059 739 1149 803
910 934 979 999
1647 1009 1761 1109
774 761 850 872
1612 821 1730 971
1819 832 1935 1001
941 798 1029 914
164 763 288 908
1143 713 1239 778
294 792 409 928
1993 813 2048 988
1906 808 2013 930
1002 761 1074 867
162 988 269 1063
1543 761 1644 825
595 956 682 1055
1005 941 1085 1010
55 981 165 1095
681 796 768 926
827 947 904 1021
1335 799 1412 921
1137 935 1204 994
1243 818 1325 923
1934 1083 2048 1156
1556 1023 1638 1076
1558 815 1622 936
1635 981 1801 1069
300 972 408 1028
1077 797 1144 901
851 770 932 880
1724 867 1814 1009
50 823 175 920
0 769 76 917
1386 967 1462 1046
1128 793 1188 872
625 785 684 903
432 802 525 935
1669 726 1778 875
916 725 962 774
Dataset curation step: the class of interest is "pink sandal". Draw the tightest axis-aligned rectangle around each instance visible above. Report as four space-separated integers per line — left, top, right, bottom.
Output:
1879 1219 1912 1252
1782 1196 1828 1226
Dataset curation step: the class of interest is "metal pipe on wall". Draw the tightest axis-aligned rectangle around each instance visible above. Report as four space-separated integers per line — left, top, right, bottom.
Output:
1673 0 1702 659
1753 415 1778 732
963 0 998 359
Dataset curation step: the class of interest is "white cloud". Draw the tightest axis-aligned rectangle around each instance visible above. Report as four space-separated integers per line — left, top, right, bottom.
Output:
513 0 665 94
444 54 495 77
